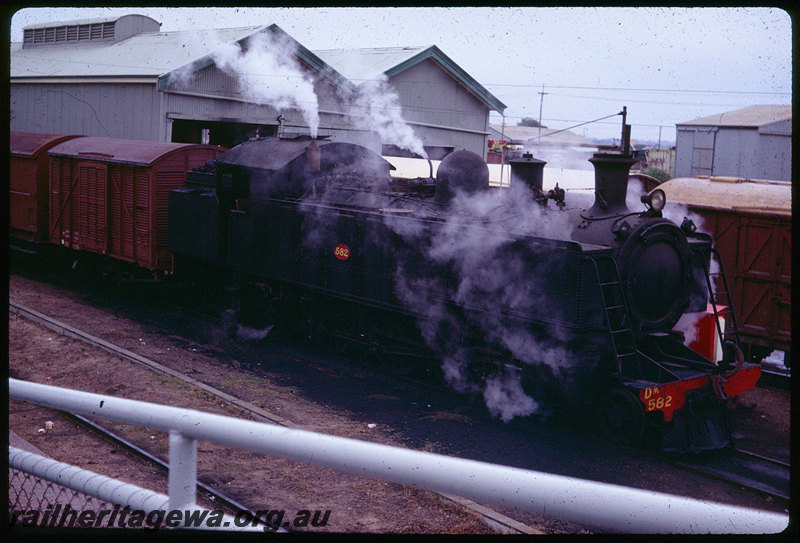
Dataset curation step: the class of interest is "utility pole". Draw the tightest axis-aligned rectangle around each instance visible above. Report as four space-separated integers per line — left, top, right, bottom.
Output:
537 84 547 140
500 114 507 186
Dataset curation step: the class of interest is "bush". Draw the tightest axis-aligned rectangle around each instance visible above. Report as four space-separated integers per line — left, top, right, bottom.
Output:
640 167 671 183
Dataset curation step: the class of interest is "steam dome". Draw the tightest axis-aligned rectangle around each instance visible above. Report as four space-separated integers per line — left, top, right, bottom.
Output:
434 150 490 204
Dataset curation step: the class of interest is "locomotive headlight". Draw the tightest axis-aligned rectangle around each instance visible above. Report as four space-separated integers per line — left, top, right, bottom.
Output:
641 189 666 212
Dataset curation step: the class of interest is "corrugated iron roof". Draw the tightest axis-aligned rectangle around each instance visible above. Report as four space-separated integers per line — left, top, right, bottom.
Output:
314 45 506 114
47 136 219 166
677 105 792 128
657 176 791 217
11 25 261 77
314 46 430 82
489 124 595 146
157 24 353 92
11 18 504 113
23 15 140 29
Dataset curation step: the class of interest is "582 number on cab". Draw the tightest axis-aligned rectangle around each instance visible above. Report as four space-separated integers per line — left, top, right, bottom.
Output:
334 243 350 261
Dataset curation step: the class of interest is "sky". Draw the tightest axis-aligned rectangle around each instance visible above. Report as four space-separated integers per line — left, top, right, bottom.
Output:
8 6 793 144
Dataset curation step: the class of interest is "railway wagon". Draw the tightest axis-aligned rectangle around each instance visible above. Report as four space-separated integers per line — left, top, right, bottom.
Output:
46 137 225 274
656 176 791 366
10 132 84 243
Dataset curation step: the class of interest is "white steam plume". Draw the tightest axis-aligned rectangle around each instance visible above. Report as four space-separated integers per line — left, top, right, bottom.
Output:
483 371 539 422
674 311 702 347
348 75 428 159
626 177 646 211
212 32 320 137
237 323 274 341
524 142 595 171
661 202 707 233
388 180 583 423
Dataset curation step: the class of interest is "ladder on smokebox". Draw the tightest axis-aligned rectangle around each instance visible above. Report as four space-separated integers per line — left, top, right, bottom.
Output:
704 247 741 352
586 254 641 383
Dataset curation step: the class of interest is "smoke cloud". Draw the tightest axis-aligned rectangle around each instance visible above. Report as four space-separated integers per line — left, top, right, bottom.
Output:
388 181 582 423
524 142 595 171
483 370 540 422
626 177 646 211
173 32 426 154
219 309 274 342
346 75 428 159
661 203 706 233
674 311 702 347
212 32 320 137
236 323 275 341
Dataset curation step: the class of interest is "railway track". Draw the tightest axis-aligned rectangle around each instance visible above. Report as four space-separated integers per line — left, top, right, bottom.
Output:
665 447 790 504
757 367 791 392
61 412 282 531
8 300 539 535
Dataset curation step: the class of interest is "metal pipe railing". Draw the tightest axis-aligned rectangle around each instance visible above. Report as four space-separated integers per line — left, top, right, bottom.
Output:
9 378 788 534
168 431 197 510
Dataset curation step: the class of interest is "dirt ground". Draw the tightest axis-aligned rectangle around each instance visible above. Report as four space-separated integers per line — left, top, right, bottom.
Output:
8 313 508 534
731 385 792 465
7 272 791 533
7 276 510 533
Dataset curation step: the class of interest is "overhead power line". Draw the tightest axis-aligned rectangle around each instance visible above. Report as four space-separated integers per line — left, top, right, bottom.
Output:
483 83 791 95
491 113 678 129
542 92 771 109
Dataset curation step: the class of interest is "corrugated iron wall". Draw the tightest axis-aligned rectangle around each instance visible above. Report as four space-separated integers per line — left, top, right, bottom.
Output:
10 83 160 140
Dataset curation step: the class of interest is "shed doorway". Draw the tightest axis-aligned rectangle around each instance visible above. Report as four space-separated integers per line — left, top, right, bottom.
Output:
171 119 277 149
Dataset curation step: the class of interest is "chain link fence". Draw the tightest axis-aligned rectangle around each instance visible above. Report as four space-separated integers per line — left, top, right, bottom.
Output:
8 445 170 530
9 466 115 527
9 444 261 532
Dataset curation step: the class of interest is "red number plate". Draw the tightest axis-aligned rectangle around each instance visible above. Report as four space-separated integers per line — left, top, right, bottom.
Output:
334 244 350 260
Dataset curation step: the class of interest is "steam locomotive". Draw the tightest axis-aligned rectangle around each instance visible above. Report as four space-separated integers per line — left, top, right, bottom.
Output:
166 124 761 453
8 118 761 453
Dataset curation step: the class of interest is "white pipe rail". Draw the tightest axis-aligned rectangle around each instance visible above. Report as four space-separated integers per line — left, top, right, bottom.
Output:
9 378 788 534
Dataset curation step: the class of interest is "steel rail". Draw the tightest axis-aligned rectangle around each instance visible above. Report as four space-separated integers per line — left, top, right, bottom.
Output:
667 448 790 503
60 412 278 530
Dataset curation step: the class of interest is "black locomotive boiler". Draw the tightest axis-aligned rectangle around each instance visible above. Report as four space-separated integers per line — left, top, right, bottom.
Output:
168 132 760 453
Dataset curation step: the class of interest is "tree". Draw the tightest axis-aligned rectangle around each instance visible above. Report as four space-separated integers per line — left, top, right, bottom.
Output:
517 117 547 128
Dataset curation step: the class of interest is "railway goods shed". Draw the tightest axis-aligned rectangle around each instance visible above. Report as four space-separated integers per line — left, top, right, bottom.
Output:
657 176 791 364
11 14 504 158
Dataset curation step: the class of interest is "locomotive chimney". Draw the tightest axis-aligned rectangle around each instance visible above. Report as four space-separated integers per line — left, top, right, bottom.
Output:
508 152 547 192
584 106 635 218
306 139 321 172
585 152 637 218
